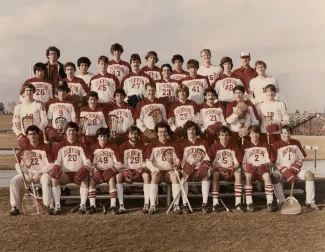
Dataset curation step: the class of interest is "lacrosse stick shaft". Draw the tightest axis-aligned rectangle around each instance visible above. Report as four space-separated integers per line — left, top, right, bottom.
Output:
70 204 80 213
27 168 42 214
290 182 294 197
219 199 229 212
12 147 29 190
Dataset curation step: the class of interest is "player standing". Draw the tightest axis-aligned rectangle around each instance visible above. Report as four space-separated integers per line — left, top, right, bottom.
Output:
44 46 66 85
140 51 162 81
170 54 188 81
107 43 132 83
197 49 222 86
178 59 210 105
155 64 178 100
118 126 149 213
19 63 54 104
145 122 182 214
75 57 95 88
248 60 280 106
271 126 319 210
10 125 54 215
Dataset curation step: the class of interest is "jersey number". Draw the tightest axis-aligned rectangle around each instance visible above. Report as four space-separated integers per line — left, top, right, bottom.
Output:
162 89 171 96
225 85 234 91
192 86 200 93
254 155 259 162
130 156 139 164
68 154 77 162
36 89 45 95
98 157 108 164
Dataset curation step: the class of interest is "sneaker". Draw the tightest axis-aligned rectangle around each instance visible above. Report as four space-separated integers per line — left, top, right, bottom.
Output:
212 204 221 213
45 206 52 215
307 203 320 211
235 204 246 213
267 202 277 212
173 205 182 214
247 203 255 212
201 203 210 214
62 187 71 196
182 204 191 214
36 187 42 198
142 204 149 213
148 205 156 214
53 206 62 215
110 206 118 215
9 206 19 216
78 204 87 214
86 205 97 215
118 204 126 214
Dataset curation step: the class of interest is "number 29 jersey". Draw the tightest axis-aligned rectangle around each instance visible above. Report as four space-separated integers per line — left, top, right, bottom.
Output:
119 141 146 170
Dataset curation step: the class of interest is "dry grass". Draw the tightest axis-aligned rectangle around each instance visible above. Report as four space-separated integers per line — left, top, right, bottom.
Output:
0 115 13 130
294 136 325 160
0 134 18 148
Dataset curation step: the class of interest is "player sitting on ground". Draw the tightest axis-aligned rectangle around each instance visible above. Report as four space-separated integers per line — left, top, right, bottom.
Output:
10 125 54 215
233 52 257 92
50 122 92 215
88 127 123 215
197 49 222 86
121 54 154 108
118 126 149 213
89 56 120 105
13 84 48 148
178 59 210 105
135 82 168 144
179 121 212 214
167 84 199 141
19 62 54 104
155 64 179 101
199 88 227 145
257 84 289 144
106 88 134 146
271 126 319 210
145 122 182 214
140 51 162 81
107 43 132 83
80 91 108 147
207 126 245 212
76 57 95 88
239 125 277 212
248 60 280 106
170 54 188 81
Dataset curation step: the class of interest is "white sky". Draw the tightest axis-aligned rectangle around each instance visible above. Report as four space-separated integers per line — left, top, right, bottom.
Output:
0 0 324 113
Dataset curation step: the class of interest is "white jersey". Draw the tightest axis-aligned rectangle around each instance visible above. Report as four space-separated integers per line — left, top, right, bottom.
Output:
89 73 120 103
47 99 78 129
107 60 131 83
91 143 121 170
248 75 280 105
155 79 178 98
199 104 226 132
12 101 48 136
80 107 107 136
257 100 289 134
107 104 134 134
179 75 210 105
76 73 95 88
198 64 222 85
213 73 244 102
20 78 53 104
273 139 306 168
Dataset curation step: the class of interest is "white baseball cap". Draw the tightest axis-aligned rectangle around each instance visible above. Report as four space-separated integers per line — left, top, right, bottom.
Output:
240 52 250 57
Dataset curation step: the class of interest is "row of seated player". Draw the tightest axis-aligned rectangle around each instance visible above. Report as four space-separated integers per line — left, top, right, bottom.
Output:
9 121 318 216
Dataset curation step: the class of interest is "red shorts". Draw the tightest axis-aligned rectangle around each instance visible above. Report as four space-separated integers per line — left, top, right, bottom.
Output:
65 172 76 183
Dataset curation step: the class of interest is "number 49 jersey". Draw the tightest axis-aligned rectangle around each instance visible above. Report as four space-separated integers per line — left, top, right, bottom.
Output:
207 142 239 168
239 141 274 166
119 141 146 170
91 143 121 170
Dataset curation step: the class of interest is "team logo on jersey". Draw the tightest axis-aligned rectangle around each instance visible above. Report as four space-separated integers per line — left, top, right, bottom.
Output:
282 147 297 157
53 104 69 113
33 83 49 90
64 147 81 157
216 150 232 161
248 149 265 158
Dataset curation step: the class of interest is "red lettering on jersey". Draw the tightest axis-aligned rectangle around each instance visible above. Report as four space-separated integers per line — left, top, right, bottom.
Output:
64 147 81 157
216 151 231 160
99 151 113 158
144 105 161 114
125 150 140 160
221 79 237 87
175 107 191 116
131 77 145 84
87 114 100 120
187 81 204 88
248 149 265 158
34 84 49 90
204 109 221 117
282 147 297 157
109 66 125 73
53 104 69 113
186 147 203 157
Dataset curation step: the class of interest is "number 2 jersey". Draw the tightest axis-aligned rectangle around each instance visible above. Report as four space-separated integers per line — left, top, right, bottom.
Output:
239 141 274 166
207 141 239 168
119 141 146 170
91 142 121 170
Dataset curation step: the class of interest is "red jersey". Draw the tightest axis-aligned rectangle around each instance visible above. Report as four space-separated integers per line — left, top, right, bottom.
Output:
233 66 257 91
140 66 162 81
179 138 210 165
119 141 146 170
91 142 121 170
89 73 120 103
207 141 239 168
107 60 132 83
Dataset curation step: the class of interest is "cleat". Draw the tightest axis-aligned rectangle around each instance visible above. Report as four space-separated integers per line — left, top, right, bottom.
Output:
148 205 156 214
235 204 246 213
307 203 320 211
142 204 149 213
212 204 221 213
201 203 210 214
9 206 20 216
110 206 118 215
267 202 277 212
45 206 52 215
86 205 97 215
78 204 87 214
247 203 255 212
118 204 126 214
173 205 182 214
53 206 62 215
182 204 191 214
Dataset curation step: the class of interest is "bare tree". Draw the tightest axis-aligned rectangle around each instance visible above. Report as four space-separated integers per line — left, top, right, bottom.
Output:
7 101 17 114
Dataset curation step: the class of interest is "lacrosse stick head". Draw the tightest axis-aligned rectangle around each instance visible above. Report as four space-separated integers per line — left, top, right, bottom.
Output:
281 196 301 215
188 148 206 166
21 193 45 216
149 109 163 124
108 115 119 136
55 117 67 135
162 148 175 166
79 117 89 135
21 150 34 170
22 116 34 133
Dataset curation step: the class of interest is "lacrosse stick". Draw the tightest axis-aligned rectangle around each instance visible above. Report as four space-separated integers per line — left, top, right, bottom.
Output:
163 148 193 214
13 148 45 215
55 117 67 136
150 109 163 125
22 116 34 133
79 117 89 142
281 182 301 215
239 118 246 146
108 115 119 141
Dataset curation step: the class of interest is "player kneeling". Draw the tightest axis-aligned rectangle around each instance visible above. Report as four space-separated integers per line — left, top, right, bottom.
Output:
145 122 182 214
50 122 92 215
88 128 123 215
272 126 319 210
207 126 245 212
10 125 54 215
239 125 277 212
118 126 149 213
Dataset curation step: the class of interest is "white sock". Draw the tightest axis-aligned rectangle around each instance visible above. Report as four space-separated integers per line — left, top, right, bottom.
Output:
273 183 285 204
143 184 150 205
88 189 96 207
306 181 315 204
116 183 124 206
40 174 51 206
10 174 23 208
201 181 210 204
212 190 219 206
80 187 88 206
110 189 117 207
245 185 253 205
52 186 61 207
172 184 181 206
181 182 189 205
264 184 274 204
234 184 243 206
149 184 158 207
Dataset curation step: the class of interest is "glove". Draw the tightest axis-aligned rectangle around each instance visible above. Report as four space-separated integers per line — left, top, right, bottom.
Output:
47 126 62 142
50 165 62 179
195 161 211 179
238 127 249 138
74 166 90 185
122 169 133 184
91 167 103 184
237 102 248 113
102 167 117 182
17 134 29 148
233 106 244 116
128 94 144 108
266 123 281 133
255 163 269 176
290 161 302 175
279 166 296 183
144 129 157 140
218 167 235 181
243 163 256 175
131 167 145 182
206 122 222 136
181 161 195 176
